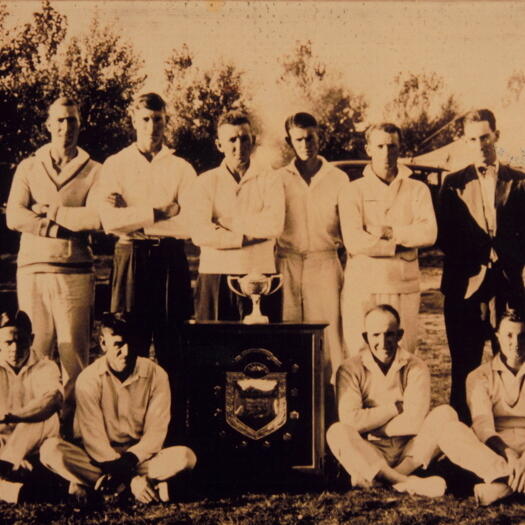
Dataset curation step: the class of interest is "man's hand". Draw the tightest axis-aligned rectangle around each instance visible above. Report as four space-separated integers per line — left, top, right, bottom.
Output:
507 449 525 492
95 452 138 492
106 192 127 208
31 203 50 217
366 225 393 240
154 202 180 221
130 475 160 504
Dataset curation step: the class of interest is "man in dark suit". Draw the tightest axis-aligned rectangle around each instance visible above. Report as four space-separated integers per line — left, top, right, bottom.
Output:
438 109 525 423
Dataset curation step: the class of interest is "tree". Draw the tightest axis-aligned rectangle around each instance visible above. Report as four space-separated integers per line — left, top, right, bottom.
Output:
277 40 368 162
383 72 461 157
164 44 252 173
58 14 146 161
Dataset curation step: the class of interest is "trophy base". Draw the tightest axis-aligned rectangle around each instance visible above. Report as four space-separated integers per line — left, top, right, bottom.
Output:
242 314 270 324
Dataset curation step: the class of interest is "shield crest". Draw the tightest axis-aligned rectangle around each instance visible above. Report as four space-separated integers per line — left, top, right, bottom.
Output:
225 371 287 440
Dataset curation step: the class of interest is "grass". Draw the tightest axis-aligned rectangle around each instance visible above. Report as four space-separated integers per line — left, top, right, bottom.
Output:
1 259 525 524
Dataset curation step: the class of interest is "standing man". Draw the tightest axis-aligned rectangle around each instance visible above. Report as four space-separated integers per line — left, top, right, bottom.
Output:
191 110 285 321
0 311 62 503
277 112 348 384
438 109 525 423
340 123 437 356
97 92 196 371
41 312 196 504
6 96 100 433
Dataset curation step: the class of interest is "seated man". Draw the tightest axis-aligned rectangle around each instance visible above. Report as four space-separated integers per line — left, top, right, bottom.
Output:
327 305 512 498
0 310 62 503
466 309 525 505
41 312 196 504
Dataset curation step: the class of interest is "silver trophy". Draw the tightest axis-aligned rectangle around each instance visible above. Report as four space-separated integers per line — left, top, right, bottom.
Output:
227 272 283 324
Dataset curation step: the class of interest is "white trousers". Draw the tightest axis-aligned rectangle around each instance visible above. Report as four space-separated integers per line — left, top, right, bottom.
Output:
341 279 420 356
40 438 197 488
0 416 59 468
277 251 345 383
327 405 509 486
17 272 94 419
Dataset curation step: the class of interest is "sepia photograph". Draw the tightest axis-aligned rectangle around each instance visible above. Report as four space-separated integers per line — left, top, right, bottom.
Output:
1 0 525 523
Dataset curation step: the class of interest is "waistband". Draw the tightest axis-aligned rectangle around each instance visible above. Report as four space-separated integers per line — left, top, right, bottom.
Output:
276 248 338 260
117 237 185 248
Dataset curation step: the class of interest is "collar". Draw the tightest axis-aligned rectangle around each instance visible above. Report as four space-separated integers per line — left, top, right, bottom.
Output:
0 349 40 375
220 159 263 185
96 355 149 383
283 156 332 187
363 163 412 186
360 346 411 376
492 352 525 378
36 144 91 187
476 160 500 178
132 143 173 163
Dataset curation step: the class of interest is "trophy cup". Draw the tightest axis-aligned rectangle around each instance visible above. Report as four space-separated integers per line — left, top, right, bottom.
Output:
227 272 283 324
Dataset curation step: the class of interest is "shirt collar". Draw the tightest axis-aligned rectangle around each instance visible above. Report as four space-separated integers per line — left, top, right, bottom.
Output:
284 156 332 186
97 355 149 383
476 160 500 178
220 159 263 185
360 345 411 375
132 143 173 163
36 143 90 178
363 163 412 187
0 349 40 375
492 352 525 377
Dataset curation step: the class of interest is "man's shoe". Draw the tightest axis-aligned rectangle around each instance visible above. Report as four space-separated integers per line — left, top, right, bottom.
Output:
474 482 513 506
0 479 24 503
393 475 446 498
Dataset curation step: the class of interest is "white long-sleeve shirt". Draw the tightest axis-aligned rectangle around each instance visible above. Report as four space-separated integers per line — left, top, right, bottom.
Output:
467 354 525 444
336 347 430 438
0 350 62 438
277 157 348 254
96 144 197 241
73 356 170 464
340 164 437 294
190 160 285 274
6 144 101 272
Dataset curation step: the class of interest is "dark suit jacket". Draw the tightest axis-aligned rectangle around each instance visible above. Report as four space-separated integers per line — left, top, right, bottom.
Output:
438 163 525 300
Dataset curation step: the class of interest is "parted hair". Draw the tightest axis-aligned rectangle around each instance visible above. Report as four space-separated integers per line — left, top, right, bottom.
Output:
498 308 525 330
0 310 32 334
365 122 402 144
99 311 134 340
462 109 497 133
284 112 318 136
216 110 251 133
131 92 166 113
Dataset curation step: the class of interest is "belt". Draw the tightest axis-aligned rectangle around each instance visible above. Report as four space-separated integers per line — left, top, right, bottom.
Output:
118 237 184 248
277 248 338 260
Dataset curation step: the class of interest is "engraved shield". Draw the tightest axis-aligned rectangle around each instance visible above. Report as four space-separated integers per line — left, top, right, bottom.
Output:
225 371 287 440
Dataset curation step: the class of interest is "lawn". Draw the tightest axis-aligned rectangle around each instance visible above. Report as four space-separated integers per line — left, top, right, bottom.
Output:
1 258 525 524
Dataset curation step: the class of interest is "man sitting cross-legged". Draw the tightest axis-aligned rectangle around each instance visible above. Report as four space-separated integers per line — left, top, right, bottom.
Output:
0 310 62 503
40 312 196 504
327 304 514 498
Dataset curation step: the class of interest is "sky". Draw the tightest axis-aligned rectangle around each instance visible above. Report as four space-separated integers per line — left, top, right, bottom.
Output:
5 1 525 163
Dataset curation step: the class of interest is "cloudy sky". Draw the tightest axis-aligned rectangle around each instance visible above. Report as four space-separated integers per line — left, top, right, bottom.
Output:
6 1 525 162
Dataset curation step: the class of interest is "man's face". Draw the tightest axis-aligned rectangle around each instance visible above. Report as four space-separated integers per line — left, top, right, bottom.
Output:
132 107 167 154
287 126 320 162
497 318 525 369
0 326 31 370
366 130 400 174
46 104 80 150
100 328 137 374
216 123 254 169
363 309 403 366
463 120 499 167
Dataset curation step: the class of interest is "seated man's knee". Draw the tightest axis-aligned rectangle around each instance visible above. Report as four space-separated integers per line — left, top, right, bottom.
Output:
39 437 62 467
427 404 458 426
180 446 197 471
326 422 358 451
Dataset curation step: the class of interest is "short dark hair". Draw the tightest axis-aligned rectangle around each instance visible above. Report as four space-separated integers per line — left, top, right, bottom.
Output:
498 308 525 330
463 109 497 133
0 310 32 335
365 122 402 144
131 92 166 113
285 112 318 136
100 312 134 341
364 304 401 327
216 110 251 134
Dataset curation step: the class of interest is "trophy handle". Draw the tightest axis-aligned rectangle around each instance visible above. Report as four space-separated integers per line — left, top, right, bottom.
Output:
267 273 284 295
227 275 247 297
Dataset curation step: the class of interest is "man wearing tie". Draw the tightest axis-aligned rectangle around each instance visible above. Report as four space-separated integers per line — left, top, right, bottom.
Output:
438 109 525 423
